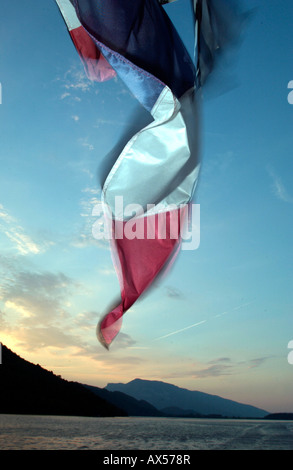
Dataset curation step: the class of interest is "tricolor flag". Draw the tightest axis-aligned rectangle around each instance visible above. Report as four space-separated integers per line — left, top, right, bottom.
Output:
55 0 242 348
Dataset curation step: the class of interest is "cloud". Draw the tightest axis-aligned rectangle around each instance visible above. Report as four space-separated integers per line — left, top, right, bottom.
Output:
61 92 70 100
0 204 49 255
208 357 232 364
246 357 271 369
78 137 94 151
105 332 137 351
58 64 94 101
201 150 235 179
0 266 79 326
15 326 84 352
94 118 124 128
0 254 92 356
0 259 96 355
0 256 138 370
79 194 101 217
69 190 110 250
164 286 184 299
73 310 100 331
4 231 40 255
192 356 270 379
70 233 109 250
267 165 293 203
0 309 9 331
99 266 116 276
193 363 233 378
82 187 101 196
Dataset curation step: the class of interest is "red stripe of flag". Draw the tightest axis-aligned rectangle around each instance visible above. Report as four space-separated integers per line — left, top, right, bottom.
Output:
70 26 116 82
98 206 187 348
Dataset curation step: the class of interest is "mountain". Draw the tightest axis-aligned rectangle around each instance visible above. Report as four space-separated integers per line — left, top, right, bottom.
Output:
106 378 269 418
264 413 293 420
0 345 270 419
83 384 163 417
0 345 125 417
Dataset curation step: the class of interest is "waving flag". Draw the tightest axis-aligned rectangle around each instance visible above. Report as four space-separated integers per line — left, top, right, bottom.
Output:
55 0 242 348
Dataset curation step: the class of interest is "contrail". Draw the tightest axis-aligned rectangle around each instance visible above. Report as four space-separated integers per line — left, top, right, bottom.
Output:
214 300 255 318
152 320 207 341
153 300 255 342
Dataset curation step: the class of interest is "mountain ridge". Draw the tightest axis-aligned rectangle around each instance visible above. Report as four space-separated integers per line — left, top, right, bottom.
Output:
106 378 269 418
83 384 164 417
0 344 125 417
1 345 270 419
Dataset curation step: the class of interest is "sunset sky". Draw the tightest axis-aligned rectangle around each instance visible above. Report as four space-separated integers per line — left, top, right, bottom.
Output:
1 0 293 414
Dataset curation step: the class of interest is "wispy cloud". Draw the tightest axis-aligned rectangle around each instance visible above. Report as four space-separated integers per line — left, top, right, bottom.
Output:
0 258 91 354
58 64 94 101
60 92 70 100
192 356 271 379
164 286 184 299
99 266 116 276
201 150 235 179
69 185 107 250
79 194 101 217
246 357 271 369
94 118 124 128
193 362 233 378
4 231 40 256
0 268 79 325
15 326 85 352
82 187 101 196
267 165 293 203
0 204 50 255
69 187 110 250
78 137 94 151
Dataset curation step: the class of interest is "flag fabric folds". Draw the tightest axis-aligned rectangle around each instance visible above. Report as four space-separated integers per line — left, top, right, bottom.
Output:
55 0 242 348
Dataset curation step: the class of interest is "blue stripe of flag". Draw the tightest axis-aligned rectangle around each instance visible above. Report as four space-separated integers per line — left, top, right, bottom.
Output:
72 0 196 111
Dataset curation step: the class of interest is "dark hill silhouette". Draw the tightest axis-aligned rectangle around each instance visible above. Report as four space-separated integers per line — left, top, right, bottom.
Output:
264 413 293 420
0 345 125 417
1 345 272 419
83 384 163 417
106 378 269 418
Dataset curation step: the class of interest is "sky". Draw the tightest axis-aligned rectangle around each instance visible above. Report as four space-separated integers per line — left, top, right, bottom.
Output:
0 0 292 413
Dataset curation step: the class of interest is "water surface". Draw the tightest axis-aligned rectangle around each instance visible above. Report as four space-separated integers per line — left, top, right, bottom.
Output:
0 415 292 450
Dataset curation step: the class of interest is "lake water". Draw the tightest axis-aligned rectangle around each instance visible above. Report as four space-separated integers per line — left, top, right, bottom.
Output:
0 414 292 451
